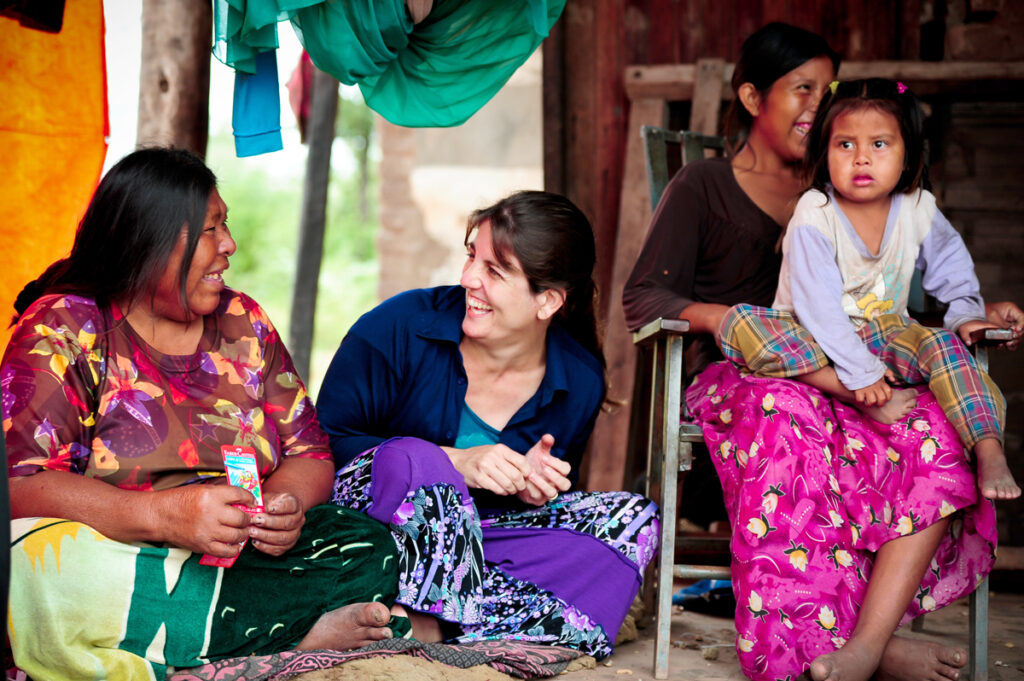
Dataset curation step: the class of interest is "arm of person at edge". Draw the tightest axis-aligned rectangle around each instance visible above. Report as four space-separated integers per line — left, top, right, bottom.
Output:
916 208 1024 350
787 225 893 406
624 165 732 336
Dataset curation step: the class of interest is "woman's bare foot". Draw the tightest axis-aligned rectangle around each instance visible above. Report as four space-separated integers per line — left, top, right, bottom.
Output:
876 636 966 681
295 602 393 651
390 603 444 643
860 389 917 425
808 637 882 681
975 439 1022 500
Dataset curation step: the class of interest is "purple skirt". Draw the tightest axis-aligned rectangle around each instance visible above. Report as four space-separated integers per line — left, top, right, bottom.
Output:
332 437 660 659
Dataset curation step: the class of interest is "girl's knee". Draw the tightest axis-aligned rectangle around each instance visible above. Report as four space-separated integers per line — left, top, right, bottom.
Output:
909 326 969 365
725 303 757 325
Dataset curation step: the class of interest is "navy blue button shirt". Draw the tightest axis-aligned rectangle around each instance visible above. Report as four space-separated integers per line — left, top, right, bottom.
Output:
316 286 605 492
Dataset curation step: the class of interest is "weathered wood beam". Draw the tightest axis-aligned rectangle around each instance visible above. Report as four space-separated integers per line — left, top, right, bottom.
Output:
690 58 726 137
624 61 1024 102
137 0 211 156
289 66 339 383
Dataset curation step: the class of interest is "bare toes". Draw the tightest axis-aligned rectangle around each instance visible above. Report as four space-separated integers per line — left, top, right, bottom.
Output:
361 601 391 626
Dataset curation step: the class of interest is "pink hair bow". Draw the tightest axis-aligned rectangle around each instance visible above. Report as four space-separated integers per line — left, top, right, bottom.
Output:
896 81 908 94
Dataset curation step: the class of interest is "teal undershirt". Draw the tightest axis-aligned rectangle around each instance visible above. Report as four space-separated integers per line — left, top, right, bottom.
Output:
455 403 501 448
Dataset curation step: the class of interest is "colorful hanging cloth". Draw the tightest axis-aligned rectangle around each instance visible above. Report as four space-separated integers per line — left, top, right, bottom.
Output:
213 0 565 131
0 1 107 350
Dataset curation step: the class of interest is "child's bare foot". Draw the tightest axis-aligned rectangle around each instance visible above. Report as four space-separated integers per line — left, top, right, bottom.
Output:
876 636 965 681
808 637 881 681
295 602 393 651
975 439 1022 500
860 389 917 425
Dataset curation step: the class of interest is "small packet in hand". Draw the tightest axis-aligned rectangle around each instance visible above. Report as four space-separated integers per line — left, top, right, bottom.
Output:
200 445 263 568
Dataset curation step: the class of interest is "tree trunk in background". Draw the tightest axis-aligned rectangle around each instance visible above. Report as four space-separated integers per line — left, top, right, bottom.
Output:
137 0 211 156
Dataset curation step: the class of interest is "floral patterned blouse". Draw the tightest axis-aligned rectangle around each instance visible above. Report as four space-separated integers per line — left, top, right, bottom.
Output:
2 289 330 491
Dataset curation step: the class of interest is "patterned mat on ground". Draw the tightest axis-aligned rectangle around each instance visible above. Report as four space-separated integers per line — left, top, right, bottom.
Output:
168 639 583 680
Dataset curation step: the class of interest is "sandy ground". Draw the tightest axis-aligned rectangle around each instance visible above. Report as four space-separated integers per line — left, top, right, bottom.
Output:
292 588 1024 681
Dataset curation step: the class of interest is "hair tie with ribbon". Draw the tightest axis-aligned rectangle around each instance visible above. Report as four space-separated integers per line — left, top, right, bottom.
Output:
896 81 908 94
828 80 839 94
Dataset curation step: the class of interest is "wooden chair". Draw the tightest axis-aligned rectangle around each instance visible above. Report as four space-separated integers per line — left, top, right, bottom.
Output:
633 124 992 681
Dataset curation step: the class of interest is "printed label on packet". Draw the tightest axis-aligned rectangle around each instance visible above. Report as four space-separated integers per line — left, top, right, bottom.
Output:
199 445 264 568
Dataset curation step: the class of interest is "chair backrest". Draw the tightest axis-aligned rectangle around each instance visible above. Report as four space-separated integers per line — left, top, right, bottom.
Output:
641 126 727 210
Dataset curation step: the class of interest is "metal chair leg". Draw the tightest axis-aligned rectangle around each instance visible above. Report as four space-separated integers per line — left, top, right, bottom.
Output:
644 332 684 679
969 575 988 681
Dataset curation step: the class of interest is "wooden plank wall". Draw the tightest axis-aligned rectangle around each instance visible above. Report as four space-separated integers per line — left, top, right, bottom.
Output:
541 0 1024 494
544 0 922 491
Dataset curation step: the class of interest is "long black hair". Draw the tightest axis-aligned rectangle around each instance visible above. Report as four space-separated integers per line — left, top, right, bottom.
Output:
465 191 604 371
12 148 217 323
725 22 841 154
804 78 928 196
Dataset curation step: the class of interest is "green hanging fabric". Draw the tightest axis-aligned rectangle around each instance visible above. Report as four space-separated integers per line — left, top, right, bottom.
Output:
213 0 566 128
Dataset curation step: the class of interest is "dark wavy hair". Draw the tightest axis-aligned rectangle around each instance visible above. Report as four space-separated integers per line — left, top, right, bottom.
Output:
725 22 841 154
12 147 217 323
464 191 604 372
804 78 927 196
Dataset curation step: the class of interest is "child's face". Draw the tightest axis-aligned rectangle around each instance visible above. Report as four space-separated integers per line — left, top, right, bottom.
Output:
827 107 905 208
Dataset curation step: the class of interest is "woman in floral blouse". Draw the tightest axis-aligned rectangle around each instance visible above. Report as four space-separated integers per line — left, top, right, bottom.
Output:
2 148 407 681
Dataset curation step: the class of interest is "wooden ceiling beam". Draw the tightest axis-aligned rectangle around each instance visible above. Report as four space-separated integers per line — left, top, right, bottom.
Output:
624 61 1024 101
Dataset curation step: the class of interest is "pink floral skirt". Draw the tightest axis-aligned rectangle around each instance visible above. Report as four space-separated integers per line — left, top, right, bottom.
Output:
686 361 996 681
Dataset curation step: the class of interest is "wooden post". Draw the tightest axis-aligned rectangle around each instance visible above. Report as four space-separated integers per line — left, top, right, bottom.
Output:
542 17 566 197
289 66 339 383
584 96 665 491
137 0 211 155
690 58 725 136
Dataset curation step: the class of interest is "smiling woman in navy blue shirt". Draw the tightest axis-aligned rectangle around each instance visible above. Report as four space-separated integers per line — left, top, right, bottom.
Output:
319 191 659 659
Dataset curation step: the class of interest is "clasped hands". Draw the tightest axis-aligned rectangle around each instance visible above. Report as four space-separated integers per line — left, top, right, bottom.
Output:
446 434 572 506
161 482 306 559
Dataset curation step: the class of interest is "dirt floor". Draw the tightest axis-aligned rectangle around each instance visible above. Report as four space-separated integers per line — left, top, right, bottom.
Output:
292 586 1024 681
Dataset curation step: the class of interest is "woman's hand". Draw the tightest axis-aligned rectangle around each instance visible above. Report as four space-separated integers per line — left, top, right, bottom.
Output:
517 434 572 506
248 491 306 556
443 444 534 496
983 301 1024 350
156 483 255 557
679 302 732 342
957 319 1001 347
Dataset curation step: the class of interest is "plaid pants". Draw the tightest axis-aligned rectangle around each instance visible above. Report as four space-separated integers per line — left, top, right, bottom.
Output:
720 304 1004 448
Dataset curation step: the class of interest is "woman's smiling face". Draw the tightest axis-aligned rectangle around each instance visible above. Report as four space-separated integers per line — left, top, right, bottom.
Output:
459 220 546 343
749 56 835 164
149 189 236 322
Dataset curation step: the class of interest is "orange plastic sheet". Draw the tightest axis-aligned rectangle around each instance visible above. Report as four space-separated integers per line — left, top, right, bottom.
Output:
0 2 108 351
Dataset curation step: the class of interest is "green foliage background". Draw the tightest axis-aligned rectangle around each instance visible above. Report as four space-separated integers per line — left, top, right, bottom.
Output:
204 97 378 398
